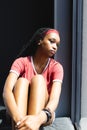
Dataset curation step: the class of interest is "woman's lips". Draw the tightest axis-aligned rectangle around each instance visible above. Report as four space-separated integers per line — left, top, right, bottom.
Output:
50 50 56 55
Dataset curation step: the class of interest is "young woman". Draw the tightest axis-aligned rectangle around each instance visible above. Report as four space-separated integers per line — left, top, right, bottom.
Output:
3 28 64 130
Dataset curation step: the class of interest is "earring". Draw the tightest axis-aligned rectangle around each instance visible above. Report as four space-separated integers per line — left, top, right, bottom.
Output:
38 43 41 45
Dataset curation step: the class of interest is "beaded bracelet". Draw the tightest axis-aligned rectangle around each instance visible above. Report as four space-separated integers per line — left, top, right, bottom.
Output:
42 108 52 123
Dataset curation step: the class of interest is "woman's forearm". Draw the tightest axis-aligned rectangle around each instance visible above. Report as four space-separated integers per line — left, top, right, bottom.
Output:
3 90 23 123
45 82 62 113
45 98 59 112
3 73 23 122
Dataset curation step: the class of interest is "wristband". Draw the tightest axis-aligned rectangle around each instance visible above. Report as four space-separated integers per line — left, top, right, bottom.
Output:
42 108 52 123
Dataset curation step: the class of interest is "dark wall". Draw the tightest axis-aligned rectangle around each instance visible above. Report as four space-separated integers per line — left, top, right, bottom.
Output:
0 0 54 104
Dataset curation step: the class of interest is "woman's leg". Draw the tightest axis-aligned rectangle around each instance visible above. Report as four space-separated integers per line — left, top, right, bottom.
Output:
12 77 29 130
28 74 49 115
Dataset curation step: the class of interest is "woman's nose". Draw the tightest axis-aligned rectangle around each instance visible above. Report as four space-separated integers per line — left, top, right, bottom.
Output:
52 43 57 50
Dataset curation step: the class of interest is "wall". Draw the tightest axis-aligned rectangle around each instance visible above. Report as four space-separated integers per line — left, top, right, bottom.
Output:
54 0 72 117
0 0 54 104
81 0 87 117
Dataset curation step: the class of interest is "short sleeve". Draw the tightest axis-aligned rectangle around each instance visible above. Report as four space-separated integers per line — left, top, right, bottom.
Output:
52 62 64 83
10 57 25 76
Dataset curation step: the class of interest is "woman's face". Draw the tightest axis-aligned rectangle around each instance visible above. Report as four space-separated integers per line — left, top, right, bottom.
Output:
39 32 60 57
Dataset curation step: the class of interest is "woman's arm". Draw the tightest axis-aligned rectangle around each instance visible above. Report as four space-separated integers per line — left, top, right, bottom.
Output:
40 81 62 126
46 81 62 112
3 72 23 123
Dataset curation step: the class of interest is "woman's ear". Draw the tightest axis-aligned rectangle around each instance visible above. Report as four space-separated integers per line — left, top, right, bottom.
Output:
38 39 43 45
38 42 41 45
40 39 43 44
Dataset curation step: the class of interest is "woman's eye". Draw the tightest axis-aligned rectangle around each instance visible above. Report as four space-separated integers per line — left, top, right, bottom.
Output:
49 39 60 47
49 39 54 43
57 43 60 47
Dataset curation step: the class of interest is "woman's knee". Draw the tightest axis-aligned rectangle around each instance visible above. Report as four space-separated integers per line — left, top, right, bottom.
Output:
16 77 29 85
30 75 48 102
13 77 29 97
31 74 45 83
14 77 29 90
13 78 29 115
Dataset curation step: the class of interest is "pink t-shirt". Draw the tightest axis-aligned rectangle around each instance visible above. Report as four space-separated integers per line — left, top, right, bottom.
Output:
10 56 64 94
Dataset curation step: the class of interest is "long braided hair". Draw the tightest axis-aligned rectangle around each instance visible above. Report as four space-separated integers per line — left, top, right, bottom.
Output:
17 28 59 58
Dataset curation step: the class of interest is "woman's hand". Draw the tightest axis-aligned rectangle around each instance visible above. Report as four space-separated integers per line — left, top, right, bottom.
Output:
15 115 41 130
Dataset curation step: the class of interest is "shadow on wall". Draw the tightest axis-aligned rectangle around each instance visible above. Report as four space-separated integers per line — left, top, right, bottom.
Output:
0 0 54 105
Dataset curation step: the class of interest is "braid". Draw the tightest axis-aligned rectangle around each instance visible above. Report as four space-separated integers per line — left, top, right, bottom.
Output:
17 27 57 57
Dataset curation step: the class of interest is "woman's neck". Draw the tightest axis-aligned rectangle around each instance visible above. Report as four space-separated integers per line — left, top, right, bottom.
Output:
33 49 49 64
32 53 49 74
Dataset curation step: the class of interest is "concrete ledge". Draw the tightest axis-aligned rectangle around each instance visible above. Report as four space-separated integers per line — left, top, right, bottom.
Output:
79 118 87 130
0 107 75 130
40 117 75 130
0 119 2 125
0 106 6 125
0 106 6 111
